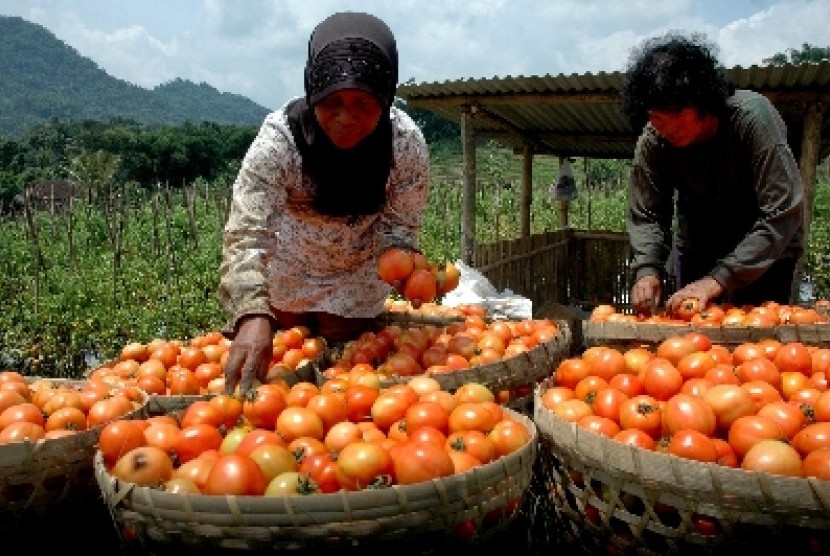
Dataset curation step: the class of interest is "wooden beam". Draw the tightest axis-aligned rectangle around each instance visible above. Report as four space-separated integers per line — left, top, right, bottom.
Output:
460 106 477 265
521 144 532 238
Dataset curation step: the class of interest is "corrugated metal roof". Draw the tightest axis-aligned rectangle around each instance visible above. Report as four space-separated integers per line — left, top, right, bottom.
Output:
398 61 830 159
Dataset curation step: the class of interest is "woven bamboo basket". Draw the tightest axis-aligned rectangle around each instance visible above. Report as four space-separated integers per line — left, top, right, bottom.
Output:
532 377 830 555
583 320 830 350
0 378 148 522
94 408 537 553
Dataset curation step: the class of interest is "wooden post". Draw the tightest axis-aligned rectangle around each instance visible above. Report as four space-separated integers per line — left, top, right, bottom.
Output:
791 100 825 303
557 156 569 228
521 143 532 238
461 105 477 265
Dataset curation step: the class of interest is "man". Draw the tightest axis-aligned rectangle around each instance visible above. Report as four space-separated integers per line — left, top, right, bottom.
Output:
620 31 804 316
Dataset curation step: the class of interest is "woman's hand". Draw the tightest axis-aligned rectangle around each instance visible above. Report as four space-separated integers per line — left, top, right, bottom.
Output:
223 315 274 395
631 275 662 316
666 276 723 316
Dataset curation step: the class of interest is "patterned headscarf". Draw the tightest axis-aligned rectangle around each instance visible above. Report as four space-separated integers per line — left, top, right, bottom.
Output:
287 12 398 218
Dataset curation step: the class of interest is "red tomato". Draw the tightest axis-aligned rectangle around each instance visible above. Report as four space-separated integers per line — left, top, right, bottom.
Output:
345 384 380 423
448 401 498 433
87 394 135 428
740 380 783 413
298 452 340 493
335 440 393 490
208 394 244 429
612 428 656 450
248 443 298 484
392 439 455 485
489 419 531 456
405 400 451 434
235 428 285 457
203 453 267 495
728 415 785 459
741 439 804 477
408 425 449 447
446 429 498 464
683 332 712 352
588 347 626 382
577 415 621 438
0 421 45 443
666 429 718 462
304 392 348 433
756 400 808 440
790 422 830 456
242 388 287 430
618 395 663 439
180 400 225 429
681 377 713 397
803 447 830 480
98 419 148 467
554 358 592 390
112 445 174 486
590 388 629 422
550 399 593 424
662 393 716 437
655 337 696 367
276 406 325 443
703 364 739 386
608 373 644 397
701 384 756 433
735 357 780 387
448 450 482 474
712 438 738 467
371 393 414 432
540 386 575 410
0 401 44 429
573 376 609 403
773 342 813 375
676 351 716 380
641 358 684 401
175 423 223 464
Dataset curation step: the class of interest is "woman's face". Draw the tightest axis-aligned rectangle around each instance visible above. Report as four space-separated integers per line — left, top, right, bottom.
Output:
647 107 718 147
313 89 383 149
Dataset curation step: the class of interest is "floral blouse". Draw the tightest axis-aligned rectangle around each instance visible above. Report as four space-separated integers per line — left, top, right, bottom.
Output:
218 100 430 332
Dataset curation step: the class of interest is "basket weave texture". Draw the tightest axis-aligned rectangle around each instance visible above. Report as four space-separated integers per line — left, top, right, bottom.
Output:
0 379 148 519
95 410 537 552
533 377 830 555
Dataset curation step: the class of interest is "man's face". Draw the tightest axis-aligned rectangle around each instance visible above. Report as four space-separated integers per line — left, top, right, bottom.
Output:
647 107 715 147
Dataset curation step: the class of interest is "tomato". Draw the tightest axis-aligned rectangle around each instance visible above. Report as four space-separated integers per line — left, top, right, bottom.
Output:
264 471 319 496
683 332 712 352
304 392 348 433
97 419 148 467
298 452 340 493
86 394 135 428
0 390 27 414
741 439 804 477
577 415 621 438
673 298 700 321
756 400 808 440
676 351 716 380
662 393 716 436
209 394 244 429
655 337 696 367
554 358 592 390
180 400 225 429
0 421 45 443
143 422 182 454
454 382 495 404
703 363 739 385
335 440 394 490
681 377 713 397
608 373 644 397
815 390 830 422
641 358 683 401
45 406 88 432
448 450 482 474
288 436 329 462
612 428 656 450
622 348 655 378
773 342 813 375
242 387 287 430
403 269 438 306
712 438 738 467
803 447 830 480
168 368 201 395
618 395 662 439
392 439 455 485
489 419 531 456
540 386 575 411
731 342 763 366
174 423 223 464
248 443 299 484
276 406 325 443
588 347 626 382
235 428 284 456
740 380 783 412
590 388 628 422
573 376 609 403
324 420 363 454
790 422 830 456
377 247 414 284
203 453 267 495
735 357 780 387
446 429 498 464
174 451 218 491
405 400 451 434
701 384 756 433
728 415 785 459
112 445 174 486
0 402 45 429
666 429 718 463
371 393 414 432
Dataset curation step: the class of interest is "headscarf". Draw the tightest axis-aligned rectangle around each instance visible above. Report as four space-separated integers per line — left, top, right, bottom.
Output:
286 12 398 218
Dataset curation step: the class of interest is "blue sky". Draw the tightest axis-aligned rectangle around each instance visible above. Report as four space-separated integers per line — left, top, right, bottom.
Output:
1 0 827 110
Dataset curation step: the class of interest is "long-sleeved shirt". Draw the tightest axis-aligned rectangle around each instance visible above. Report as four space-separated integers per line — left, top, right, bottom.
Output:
218 100 430 331
627 89 804 294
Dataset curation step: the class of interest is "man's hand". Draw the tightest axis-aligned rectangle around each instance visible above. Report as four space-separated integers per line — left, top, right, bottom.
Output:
223 315 274 395
666 276 723 316
631 275 662 316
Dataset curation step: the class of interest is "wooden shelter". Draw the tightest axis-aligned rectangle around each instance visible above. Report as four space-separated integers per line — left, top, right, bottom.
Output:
398 61 830 258
398 62 830 310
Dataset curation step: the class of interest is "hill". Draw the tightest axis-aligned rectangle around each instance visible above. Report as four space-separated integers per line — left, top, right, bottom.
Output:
0 16 270 138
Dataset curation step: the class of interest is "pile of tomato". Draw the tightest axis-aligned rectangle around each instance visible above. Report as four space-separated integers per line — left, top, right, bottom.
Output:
589 300 828 326
101 373 533 498
0 372 144 445
541 331 830 478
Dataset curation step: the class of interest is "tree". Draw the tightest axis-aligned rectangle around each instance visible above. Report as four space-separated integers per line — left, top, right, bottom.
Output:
763 43 830 65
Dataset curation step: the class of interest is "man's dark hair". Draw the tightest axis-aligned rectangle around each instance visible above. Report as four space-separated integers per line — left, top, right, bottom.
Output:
620 31 735 130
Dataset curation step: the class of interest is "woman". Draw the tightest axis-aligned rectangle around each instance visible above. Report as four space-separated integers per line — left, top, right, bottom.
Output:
219 12 430 393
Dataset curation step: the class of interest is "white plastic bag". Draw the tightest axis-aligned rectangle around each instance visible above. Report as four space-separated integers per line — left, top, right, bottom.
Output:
441 260 533 319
